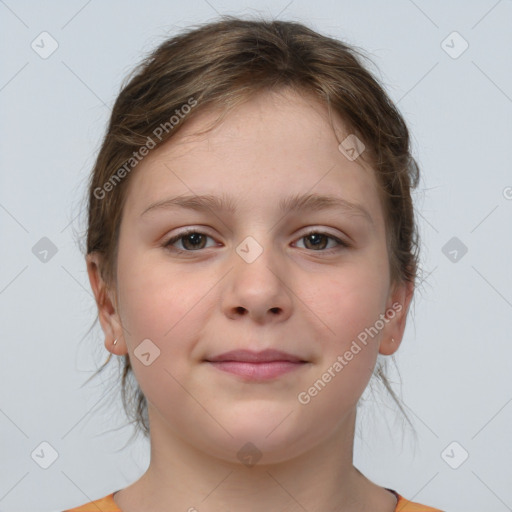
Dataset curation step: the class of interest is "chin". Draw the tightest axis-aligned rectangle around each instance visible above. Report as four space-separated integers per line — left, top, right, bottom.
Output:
206 435 309 467
201 417 314 466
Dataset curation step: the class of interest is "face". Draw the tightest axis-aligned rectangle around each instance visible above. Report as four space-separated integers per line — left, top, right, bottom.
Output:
88 88 412 464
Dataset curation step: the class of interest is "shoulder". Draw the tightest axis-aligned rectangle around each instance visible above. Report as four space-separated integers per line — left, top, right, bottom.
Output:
62 492 121 512
394 491 445 511
62 489 444 512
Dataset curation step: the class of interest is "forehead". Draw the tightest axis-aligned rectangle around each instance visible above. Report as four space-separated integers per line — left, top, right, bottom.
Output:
123 88 384 227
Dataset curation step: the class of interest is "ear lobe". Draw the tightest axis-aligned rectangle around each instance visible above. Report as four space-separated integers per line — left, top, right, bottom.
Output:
378 279 415 356
86 252 126 355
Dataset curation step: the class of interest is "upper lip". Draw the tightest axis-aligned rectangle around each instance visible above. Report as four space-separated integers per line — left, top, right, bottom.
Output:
206 349 306 363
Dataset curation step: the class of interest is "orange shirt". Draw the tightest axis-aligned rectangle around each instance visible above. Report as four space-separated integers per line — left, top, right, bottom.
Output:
62 488 444 511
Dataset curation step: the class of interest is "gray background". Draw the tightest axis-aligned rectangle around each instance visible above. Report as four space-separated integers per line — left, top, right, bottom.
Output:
1 1 511 511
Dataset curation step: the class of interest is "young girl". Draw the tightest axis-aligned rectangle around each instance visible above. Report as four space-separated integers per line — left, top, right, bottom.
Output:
65 16 444 512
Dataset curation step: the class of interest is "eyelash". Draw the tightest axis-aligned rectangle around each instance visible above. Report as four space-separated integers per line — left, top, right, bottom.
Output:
163 228 351 255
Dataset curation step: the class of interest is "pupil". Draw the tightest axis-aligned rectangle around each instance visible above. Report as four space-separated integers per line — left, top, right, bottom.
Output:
307 233 326 249
189 233 202 246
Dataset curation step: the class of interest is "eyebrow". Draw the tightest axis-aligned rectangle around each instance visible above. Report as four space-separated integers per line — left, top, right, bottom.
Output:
140 192 374 226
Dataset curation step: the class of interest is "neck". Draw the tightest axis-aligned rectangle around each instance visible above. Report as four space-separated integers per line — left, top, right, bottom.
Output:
114 406 396 512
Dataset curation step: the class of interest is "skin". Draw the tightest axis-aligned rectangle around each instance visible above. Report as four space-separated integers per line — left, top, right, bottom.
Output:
87 88 414 512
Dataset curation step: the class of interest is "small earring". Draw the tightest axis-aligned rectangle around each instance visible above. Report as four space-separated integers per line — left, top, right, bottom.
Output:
113 338 118 346
391 338 396 343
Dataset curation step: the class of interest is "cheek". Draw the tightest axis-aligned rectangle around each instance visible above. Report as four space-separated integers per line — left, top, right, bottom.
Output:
316 263 388 337
297 273 384 413
116 248 215 381
305 259 389 393
116 242 202 335
115 262 208 410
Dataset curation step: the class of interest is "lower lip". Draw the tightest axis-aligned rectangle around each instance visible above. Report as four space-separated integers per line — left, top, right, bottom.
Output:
206 361 306 380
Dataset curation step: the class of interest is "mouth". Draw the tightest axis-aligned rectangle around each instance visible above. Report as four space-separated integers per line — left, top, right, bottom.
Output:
204 349 309 381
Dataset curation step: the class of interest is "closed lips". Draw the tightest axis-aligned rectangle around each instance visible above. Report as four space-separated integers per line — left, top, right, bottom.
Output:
205 349 306 363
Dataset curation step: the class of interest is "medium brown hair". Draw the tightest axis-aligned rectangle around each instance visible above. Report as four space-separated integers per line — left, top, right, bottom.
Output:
83 15 421 441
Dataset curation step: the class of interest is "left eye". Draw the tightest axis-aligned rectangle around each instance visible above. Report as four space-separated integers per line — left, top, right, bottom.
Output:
164 230 349 252
294 231 348 251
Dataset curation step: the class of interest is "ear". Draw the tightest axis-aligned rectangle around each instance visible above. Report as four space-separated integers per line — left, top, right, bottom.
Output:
378 278 415 356
86 252 128 356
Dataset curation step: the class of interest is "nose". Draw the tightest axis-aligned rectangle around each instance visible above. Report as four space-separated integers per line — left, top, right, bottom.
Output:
221 238 294 324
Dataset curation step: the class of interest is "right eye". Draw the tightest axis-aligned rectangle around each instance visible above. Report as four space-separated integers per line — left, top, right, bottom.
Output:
163 230 218 253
